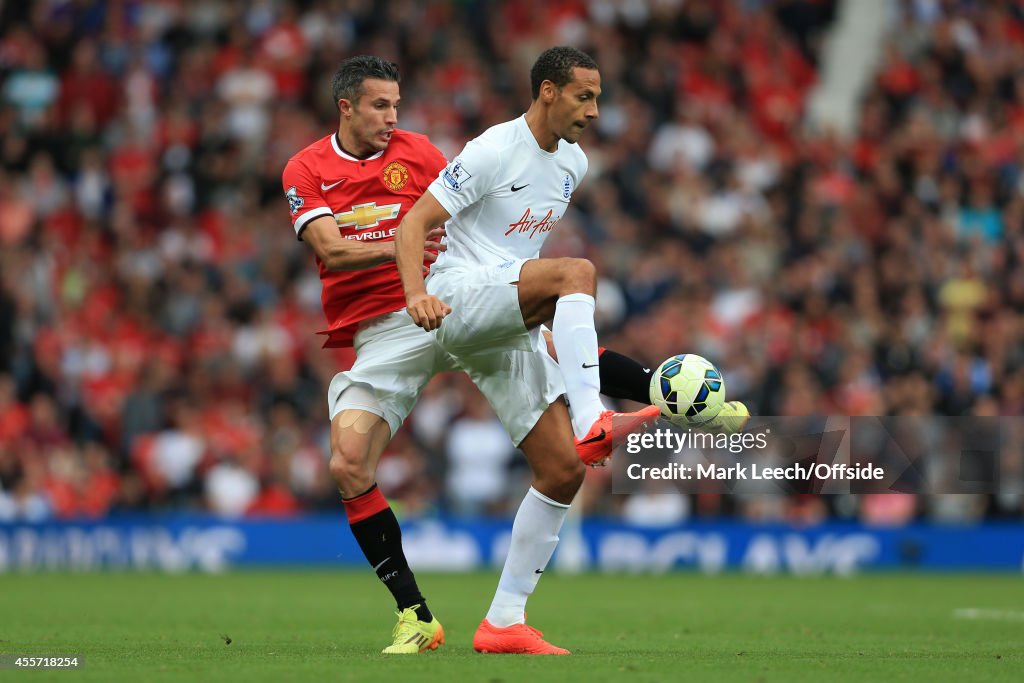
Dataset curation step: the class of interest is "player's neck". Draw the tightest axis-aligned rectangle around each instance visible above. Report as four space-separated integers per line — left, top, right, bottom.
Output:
524 107 558 153
335 130 378 160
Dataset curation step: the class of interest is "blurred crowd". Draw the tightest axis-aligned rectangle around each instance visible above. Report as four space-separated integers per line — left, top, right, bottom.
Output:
1 0 1022 524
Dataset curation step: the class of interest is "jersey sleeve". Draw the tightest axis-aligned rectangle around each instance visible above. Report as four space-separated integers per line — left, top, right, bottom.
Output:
426 138 500 218
282 157 332 240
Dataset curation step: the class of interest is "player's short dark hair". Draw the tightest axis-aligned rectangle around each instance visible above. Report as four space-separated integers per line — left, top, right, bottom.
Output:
530 46 599 99
331 55 400 106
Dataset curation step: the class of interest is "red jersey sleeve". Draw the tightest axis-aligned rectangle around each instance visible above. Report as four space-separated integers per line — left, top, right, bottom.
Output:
282 157 332 240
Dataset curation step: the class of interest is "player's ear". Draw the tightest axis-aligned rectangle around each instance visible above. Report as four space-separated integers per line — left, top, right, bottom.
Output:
338 98 354 118
540 80 557 104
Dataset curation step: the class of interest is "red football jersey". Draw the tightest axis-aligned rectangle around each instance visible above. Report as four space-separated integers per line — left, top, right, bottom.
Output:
282 129 446 347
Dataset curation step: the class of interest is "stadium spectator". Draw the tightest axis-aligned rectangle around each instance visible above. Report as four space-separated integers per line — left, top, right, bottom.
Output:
443 399 517 517
0 0 1021 527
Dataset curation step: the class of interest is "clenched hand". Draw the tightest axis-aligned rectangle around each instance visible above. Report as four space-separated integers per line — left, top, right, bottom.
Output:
406 292 451 331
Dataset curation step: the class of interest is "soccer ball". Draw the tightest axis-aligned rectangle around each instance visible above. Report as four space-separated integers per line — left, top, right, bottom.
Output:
649 354 726 426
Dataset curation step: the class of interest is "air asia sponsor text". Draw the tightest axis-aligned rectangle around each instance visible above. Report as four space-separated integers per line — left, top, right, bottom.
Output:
505 209 560 239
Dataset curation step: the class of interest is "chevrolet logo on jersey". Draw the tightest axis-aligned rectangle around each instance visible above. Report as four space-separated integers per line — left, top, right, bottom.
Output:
335 202 401 230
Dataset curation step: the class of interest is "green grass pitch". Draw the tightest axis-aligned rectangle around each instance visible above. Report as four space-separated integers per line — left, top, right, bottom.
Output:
2 571 1022 682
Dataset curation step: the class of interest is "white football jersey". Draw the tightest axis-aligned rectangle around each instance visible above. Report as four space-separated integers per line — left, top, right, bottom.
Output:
427 115 588 271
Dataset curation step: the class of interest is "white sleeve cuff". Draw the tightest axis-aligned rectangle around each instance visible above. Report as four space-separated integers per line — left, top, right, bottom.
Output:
294 207 334 240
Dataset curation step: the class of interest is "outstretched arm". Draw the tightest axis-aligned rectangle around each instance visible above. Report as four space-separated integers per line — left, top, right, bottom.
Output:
395 192 453 330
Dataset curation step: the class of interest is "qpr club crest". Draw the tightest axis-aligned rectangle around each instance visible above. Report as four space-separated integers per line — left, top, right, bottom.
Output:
562 174 573 199
286 186 304 215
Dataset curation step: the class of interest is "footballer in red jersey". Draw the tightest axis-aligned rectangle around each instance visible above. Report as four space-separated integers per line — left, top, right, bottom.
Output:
283 127 446 347
282 56 452 656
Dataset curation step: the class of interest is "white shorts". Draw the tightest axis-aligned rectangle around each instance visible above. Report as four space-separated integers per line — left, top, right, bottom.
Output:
328 310 457 437
426 260 535 355
426 261 566 445
458 332 566 445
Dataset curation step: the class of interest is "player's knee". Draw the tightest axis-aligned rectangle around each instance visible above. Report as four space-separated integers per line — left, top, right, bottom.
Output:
328 439 373 492
562 258 596 295
540 456 585 502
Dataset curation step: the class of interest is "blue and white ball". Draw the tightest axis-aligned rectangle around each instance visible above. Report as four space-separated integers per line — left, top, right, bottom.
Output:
649 354 726 426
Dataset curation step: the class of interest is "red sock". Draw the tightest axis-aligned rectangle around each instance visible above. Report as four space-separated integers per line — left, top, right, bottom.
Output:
342 484 390 523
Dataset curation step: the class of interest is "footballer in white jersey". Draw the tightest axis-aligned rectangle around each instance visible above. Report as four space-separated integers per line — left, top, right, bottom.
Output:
427 114 588 272
395 46 661 656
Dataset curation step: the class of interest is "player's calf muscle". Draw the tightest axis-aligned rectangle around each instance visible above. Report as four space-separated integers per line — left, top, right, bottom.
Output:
518 404 585 503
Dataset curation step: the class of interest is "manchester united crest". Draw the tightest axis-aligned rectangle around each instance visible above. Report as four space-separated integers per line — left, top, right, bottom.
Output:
382 161 410 192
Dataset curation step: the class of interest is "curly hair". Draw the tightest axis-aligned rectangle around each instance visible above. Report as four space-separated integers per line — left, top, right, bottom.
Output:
529 46 599 99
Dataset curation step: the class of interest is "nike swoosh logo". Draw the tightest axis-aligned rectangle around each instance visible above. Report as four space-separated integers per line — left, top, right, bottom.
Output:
372 556 391 572
582 363 599 369
577 428 607 446
534 569 544 574
321 179 346 191
643 368 651 374
511 183 529 192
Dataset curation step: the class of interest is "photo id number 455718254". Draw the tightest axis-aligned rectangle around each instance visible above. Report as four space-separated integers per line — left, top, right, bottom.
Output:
0 655 84 669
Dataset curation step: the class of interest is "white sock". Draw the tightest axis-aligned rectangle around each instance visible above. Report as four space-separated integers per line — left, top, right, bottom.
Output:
552 293 606 438
485 487 570 627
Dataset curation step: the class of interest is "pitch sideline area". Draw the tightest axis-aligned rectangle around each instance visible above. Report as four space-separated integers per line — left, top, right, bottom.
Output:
2 571 1021 682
